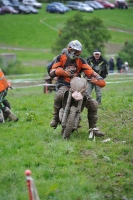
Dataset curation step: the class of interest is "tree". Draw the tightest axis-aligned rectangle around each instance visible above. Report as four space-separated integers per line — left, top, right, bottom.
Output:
117 41 133 68
52 13 111 58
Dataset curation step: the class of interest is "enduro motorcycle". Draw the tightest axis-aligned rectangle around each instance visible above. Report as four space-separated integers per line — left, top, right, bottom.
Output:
59 76 87 139
43 76 56 93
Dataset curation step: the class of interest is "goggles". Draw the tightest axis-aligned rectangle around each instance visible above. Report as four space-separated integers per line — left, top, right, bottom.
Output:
68 48 81 56
93 52 101 56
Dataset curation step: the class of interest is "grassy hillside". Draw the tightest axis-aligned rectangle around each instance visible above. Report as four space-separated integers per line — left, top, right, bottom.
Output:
0 5 133 48
0 4 133 70
0 73 133 199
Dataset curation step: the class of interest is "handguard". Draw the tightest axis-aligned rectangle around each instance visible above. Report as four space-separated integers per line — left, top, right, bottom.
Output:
90 77 106 88
55 68 77 78
55 68 71 77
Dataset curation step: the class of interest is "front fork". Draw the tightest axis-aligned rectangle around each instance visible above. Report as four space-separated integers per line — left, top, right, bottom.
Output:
61 90 72 128
73 99 83 130
61 89 83 130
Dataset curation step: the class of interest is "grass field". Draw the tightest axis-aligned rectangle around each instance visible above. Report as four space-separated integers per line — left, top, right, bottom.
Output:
0 4 133 200
0 73 133 200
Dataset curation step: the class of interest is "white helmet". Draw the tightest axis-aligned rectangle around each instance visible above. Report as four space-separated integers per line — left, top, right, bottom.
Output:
67 40 82 60
125 62 128 65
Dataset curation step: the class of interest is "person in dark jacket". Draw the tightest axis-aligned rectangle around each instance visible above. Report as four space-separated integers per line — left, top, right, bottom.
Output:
108 57 115 73
116 57 123 73
86 49 108 105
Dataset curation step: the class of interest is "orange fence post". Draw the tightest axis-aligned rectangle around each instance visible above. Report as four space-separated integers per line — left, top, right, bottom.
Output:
24 169 40 200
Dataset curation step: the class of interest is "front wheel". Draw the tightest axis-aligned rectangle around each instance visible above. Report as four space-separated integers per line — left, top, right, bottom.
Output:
62 106 77 139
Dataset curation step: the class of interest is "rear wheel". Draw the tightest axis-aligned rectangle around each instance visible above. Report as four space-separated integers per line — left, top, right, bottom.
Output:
63 106 77 139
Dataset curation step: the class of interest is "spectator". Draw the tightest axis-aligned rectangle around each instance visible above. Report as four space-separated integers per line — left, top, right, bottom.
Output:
121 61 130 73
108 57 115 73
116 57 123 73
86 49 108 105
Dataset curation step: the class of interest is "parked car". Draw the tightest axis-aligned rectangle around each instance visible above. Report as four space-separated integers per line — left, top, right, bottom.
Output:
9 0 21 9
51 2 70 12
78 3 94 12
7 0 31 12
22 0 42 8
17 4 31 13
46 4 65 14
0 7 5 14
91 1 105 9
96 0 115 9
0 0 12 6
114 0 128 9
85 1 99 9
66 1 81 10
26 5 38 13
1 5 18 13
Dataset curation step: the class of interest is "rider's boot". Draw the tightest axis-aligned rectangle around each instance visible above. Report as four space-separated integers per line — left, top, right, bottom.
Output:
0 110 5 123
89 128 105 137
3 107 18 121
88 112 104 137
50 107 59 128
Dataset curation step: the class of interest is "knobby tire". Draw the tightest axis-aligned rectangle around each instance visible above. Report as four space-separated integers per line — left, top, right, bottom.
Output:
63 106 77 139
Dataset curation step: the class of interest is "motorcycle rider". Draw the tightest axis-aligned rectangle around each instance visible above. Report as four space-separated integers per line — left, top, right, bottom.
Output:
86 49 108 105
44 48 68 93
0 68 18 123
50 40 106 137
47 48 68 76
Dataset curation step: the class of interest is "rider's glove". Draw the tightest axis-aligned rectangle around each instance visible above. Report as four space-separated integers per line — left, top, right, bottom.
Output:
55 68 76 78
90 77 98 84
69 72 77 78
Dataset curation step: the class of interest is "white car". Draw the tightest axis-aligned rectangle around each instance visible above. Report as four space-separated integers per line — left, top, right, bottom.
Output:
26 5 39 13
22 0 42 8
78 3 94 12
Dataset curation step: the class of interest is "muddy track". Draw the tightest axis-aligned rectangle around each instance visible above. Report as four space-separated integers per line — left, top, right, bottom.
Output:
0 45 50 52
0 42 122 59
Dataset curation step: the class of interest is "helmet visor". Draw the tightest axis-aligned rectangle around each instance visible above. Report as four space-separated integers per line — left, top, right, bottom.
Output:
68 48 81 56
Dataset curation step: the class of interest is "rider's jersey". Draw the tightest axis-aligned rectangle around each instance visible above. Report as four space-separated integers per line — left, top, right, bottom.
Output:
51 54 105 88
0 69 9 93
